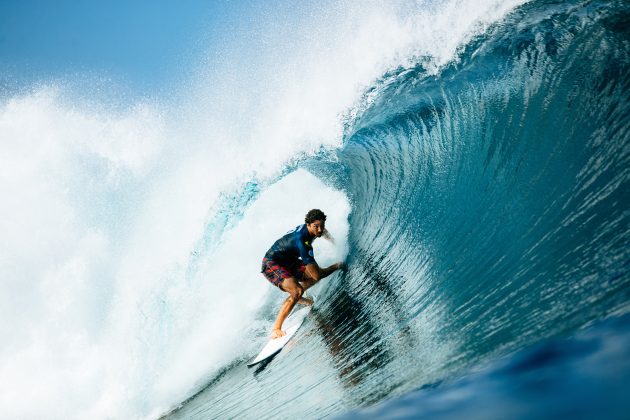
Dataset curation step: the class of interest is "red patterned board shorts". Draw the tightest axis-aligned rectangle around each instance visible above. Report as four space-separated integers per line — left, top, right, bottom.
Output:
261 257 305 290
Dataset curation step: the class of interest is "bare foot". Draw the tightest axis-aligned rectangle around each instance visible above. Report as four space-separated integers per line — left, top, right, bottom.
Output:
298 296 314 306
271 329 286 339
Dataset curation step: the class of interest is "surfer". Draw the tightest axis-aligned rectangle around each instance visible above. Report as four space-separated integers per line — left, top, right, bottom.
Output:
261 209 343 339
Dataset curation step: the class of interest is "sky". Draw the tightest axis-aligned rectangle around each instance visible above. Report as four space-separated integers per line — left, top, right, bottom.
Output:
0 0 245 95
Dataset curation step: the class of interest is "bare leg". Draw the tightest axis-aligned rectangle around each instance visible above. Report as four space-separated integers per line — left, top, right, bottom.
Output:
299 270 320 292
296 271 320 305
271 277 303 339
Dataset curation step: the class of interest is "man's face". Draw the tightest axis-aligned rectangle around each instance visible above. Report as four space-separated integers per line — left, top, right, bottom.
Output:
307 220 325 238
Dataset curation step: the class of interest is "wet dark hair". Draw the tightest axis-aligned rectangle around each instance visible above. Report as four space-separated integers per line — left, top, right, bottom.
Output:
305 209 327 224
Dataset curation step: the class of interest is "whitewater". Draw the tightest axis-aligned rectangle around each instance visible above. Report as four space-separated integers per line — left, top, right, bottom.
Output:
2 0 629 419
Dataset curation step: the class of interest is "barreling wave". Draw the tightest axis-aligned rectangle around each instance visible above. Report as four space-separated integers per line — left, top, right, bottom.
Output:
329 0 629 400
169 0 630 417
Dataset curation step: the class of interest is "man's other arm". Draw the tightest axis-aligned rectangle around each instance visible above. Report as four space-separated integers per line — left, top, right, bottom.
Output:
304 262 342 281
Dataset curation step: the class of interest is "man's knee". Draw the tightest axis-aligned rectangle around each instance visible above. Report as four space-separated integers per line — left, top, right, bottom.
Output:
288 285 304 303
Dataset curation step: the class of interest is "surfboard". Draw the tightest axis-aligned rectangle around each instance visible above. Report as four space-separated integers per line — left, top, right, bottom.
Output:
247 305 312 367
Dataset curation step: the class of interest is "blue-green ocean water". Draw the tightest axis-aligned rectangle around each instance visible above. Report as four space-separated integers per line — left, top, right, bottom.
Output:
167 0 630 418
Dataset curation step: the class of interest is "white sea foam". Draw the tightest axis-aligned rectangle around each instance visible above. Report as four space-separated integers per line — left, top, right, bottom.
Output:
1 0 526 418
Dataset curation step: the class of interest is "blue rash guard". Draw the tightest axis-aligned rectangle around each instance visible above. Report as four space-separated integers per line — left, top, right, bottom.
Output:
263 224 316 269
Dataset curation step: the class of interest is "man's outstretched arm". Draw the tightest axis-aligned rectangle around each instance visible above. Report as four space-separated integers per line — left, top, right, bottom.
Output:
304 262 343 282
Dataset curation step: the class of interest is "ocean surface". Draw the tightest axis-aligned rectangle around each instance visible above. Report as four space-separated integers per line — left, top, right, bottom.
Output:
2 0 628 419
165 0 630 418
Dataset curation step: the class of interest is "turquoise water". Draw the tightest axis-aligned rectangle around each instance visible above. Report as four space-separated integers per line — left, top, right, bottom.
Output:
167 0 630 418
3 0 628 418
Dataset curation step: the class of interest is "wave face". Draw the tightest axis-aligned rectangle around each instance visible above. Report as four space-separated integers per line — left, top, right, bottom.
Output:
169 0 630 417
334 0 630 378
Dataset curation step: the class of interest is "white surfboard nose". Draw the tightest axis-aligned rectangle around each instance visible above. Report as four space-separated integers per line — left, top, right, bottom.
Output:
247 306 312 367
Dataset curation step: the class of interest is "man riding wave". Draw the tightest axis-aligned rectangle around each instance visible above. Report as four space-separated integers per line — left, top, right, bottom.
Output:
261 209 343 339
